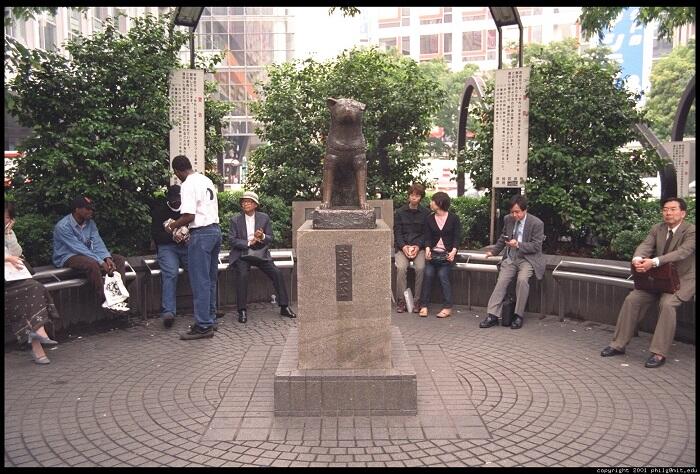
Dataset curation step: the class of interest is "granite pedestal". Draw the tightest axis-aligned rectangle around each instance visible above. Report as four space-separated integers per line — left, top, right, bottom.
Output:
274 219 417 416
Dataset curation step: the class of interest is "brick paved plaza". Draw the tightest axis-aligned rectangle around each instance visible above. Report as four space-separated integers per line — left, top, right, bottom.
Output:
4 304 696 467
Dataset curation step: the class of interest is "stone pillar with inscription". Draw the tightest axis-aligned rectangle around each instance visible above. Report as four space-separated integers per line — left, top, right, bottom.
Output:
296 220 391 369
274 98 417 416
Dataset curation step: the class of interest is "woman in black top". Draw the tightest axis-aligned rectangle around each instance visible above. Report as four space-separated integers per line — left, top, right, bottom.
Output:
419 192 461 318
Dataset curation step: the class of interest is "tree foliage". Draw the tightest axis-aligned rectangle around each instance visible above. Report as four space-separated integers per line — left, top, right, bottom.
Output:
6 13 229 264
328 7 361 18
418 59 479 156
246 47 445 204
579 7 696 41
462 39 664 250
644 39 695 141
4 7 87 26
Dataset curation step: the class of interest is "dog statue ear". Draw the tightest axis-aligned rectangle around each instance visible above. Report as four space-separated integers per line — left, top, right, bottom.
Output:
327 97 338 107
358 101 366 111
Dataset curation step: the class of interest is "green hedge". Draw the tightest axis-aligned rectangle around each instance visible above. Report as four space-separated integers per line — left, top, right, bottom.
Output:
6 189 694 266
609 197 695 260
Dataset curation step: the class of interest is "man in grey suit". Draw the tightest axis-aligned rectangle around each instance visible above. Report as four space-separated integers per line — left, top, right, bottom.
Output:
480 194 545 330
228 191 296 323
601 197 695 368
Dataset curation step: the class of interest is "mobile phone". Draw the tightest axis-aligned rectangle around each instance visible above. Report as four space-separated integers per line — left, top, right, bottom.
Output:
501 234 510 240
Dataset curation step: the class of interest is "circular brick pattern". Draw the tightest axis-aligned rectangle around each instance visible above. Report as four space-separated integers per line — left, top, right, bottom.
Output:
4 305 695 467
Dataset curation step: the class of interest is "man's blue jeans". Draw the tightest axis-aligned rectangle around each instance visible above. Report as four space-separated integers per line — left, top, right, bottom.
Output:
420 258 453 308
156 243 189 318
187 224 222 329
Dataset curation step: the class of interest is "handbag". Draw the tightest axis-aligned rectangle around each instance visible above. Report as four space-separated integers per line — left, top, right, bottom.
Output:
240 246 270 264
103 272 130 308
631 262 680 294
430 250 448 264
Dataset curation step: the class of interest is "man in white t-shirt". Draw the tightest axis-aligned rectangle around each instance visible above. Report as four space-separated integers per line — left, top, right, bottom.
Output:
167 155 222 340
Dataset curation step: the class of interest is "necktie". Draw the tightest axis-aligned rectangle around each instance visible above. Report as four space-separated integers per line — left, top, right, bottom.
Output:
662 229 673 255
508 221 520 260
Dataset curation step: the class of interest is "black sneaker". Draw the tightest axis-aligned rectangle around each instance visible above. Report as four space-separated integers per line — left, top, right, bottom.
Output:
180 324 214 340
163 313 175 329
189 323 218 332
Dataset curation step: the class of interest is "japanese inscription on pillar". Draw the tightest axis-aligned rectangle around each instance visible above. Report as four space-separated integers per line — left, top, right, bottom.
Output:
663 141 692 198
492 67 530 188
335 245 352 301
169 69 205 185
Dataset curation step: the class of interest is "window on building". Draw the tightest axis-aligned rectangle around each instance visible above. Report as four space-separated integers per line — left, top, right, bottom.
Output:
211 7 227 16
444 7 452 23
518 7 543 16
487 29 497 49
229 7 244 15
379 37 398 52
444 33 452 53
419 7 446 25
462 7 487 22
41 19 57 51
420 34 439 55
526 25 542 44
462 31 482 52
379 8 401 28
245 7 273 16
401 8 410 26
401 36 410 55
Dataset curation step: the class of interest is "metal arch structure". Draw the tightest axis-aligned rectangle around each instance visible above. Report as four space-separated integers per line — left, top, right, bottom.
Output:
671 74 695 142
635 74 695 200
455 76 486 196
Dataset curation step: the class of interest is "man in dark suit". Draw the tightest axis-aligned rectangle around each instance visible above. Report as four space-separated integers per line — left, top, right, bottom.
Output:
480 194 545 330
228 191 296 323
601 197 695 368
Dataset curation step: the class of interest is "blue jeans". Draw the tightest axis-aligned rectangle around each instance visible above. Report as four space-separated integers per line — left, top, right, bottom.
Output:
187 224 222 329
156 243 189 318
420 259 453 308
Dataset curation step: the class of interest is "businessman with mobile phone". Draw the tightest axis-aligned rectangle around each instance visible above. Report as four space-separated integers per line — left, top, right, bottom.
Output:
480 194 545 330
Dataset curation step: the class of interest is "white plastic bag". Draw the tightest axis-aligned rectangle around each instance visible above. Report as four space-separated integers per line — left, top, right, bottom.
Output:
404 288 414 313
103 272 130 309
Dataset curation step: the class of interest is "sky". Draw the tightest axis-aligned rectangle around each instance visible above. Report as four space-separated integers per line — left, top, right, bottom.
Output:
291 7 367 61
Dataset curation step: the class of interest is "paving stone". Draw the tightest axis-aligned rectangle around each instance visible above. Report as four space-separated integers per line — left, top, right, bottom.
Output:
2 304 694 467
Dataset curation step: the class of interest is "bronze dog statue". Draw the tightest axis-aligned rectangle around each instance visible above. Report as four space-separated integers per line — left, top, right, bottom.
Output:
320 97 370 210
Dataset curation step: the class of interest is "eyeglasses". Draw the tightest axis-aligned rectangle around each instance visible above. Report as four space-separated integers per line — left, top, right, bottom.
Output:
662 207 681 213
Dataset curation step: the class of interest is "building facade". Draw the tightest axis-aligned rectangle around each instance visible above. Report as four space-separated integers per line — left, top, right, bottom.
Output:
4 7 695 192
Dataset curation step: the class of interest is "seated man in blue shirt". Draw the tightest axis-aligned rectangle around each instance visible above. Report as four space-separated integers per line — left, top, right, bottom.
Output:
53 196 128 311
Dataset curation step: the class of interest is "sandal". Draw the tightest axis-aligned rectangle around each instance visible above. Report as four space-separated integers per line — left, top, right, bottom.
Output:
436 309 452 318
418 307 428 317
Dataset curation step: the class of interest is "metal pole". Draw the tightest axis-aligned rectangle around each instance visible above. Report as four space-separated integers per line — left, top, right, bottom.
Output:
490 26 503 245
190 27 195 69
518 25 523 67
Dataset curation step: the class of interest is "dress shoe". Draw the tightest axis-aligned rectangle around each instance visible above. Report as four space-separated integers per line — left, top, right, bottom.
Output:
162 313 175 329
189 323 217 332
180 324 214 340
238 310 248 323
510 315 523 330
479 314 499 328
396 301 407 313
280 306 297 318
412 300 421 313
644 354 666 368
600 346 625 357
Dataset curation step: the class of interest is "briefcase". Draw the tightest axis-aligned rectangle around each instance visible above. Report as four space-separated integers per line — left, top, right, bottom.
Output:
631 263 680 294
501 295 515 326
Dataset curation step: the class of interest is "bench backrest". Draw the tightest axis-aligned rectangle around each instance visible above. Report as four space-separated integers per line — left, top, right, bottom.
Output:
552 260 633 289
143 249 295 276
